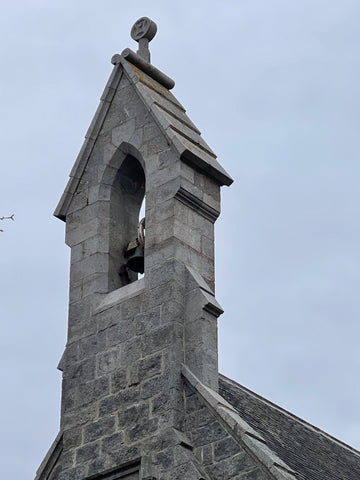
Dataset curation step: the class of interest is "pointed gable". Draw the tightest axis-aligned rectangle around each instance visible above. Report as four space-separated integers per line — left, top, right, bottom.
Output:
54 49 232 221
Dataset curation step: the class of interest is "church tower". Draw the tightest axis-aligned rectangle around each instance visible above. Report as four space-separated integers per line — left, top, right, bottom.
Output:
36 17 360 480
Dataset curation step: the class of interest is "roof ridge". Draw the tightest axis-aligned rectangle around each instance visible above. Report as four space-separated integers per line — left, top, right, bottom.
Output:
219 373 360 457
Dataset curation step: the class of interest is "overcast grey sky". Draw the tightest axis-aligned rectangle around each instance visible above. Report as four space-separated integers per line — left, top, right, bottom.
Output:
1 1 359 478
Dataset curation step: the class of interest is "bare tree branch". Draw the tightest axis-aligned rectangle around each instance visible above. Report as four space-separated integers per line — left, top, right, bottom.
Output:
0 214 15 232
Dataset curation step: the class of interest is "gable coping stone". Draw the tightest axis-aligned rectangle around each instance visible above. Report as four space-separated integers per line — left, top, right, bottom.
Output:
181 364 299 480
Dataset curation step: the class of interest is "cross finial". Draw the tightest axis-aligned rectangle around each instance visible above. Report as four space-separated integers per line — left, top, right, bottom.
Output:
131 17 157 63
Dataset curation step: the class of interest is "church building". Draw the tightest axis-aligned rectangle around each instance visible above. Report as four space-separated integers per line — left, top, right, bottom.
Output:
35 17 360 480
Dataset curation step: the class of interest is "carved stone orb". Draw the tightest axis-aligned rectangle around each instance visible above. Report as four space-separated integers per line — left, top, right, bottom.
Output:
131 17 157 42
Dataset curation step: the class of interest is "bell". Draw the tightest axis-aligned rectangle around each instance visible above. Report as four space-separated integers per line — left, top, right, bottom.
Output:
126 245 144 274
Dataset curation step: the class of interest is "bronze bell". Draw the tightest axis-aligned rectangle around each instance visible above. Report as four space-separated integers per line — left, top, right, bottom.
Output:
126 245 144 274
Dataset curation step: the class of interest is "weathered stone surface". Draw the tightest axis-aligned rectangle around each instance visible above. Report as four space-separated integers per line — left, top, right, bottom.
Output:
37 21 253 480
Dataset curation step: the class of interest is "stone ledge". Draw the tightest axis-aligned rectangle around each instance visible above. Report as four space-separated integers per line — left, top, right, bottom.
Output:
175 186 220 223
94 279 145 315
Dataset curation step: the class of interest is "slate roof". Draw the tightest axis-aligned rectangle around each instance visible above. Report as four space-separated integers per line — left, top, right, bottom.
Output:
219 374 360 480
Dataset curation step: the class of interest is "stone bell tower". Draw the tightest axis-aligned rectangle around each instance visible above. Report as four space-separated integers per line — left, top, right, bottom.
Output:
35 17 247 480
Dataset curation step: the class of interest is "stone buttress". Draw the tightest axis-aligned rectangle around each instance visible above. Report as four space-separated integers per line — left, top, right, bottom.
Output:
36 18 296 480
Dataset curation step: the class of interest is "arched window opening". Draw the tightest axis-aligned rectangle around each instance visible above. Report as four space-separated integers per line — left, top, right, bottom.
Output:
108 155 145 291
136 196 146 279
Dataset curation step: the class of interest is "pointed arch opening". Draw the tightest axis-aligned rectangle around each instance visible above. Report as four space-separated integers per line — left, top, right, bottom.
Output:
108 154 145 291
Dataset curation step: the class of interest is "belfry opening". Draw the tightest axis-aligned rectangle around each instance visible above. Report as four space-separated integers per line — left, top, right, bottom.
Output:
109 154 145 291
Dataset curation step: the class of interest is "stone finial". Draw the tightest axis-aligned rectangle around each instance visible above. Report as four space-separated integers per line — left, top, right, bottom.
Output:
130 17 157 63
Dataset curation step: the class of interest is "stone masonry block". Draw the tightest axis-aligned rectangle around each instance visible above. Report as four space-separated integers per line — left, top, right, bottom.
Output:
69 283 83 304
129 126 143 150
115 384 141 407
170 461 203 480
186 405 214 430
82 273 109 298
127 363 139 387
145 134 169 156
173 199 189 225
206 452 255 480
148 258 185 290
126 417 159 443
150 177 181 206
147 162 180 190
174 220 202 251
86 456 108 478
194 170 220 203
135 306 161 335
68 190 88 215
141 324 175 357
76 376 110 408
82 233 110 257
138 353 162 382
213 436 241 462
156 449 174 470
63 341 79 366
202 444 214 466
59 465 87 480
160 301 183 325
83 416 116 444
68 201 111 229
71 243 83 264
141 374 170 400
68 316 98 343
185 392 200 415
101 431 124 453
117 403 149 428
110 368 127 393
60 448 75 469
143 122 161 143
112 118 136 147
180 161 195 184
66 217 104 247
146 198 174 225
145 217 173 249
145 238 176 271
142 282 185 311
188 209 213 238
98 395 115 418
63 425 82 450
96 303 122 332
78 331 107 361
151 390 171 416
201 235 214 259
120 336 142 365
75 441 100 465
191 421 228 447
96 348 122 376
141 371 182 402
108 445 140 470
70 253 109 285
121 296 143 319
63 357 96 382
203 191 220 213
99 385 140 417
61 384 76 411
106 319 136 347
234 468 270 480
62 403 97 430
